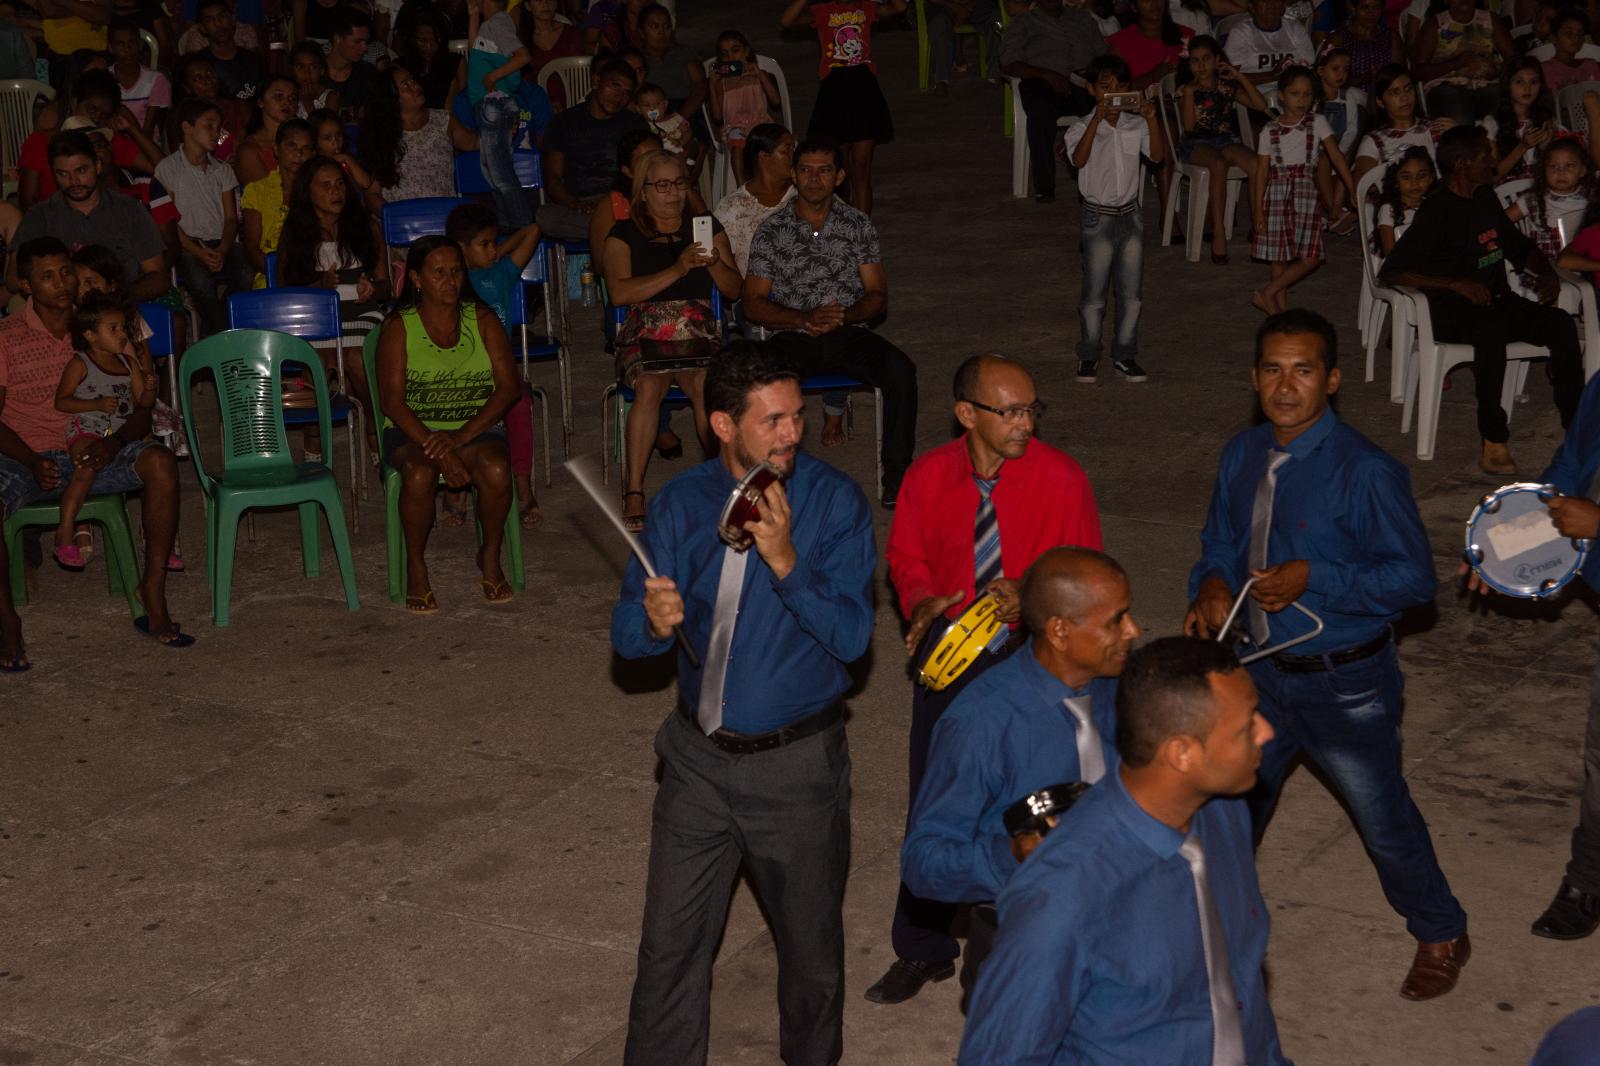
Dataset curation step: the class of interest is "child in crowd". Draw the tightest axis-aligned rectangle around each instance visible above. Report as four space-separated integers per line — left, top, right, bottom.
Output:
1507 136 1592 259
1176 35 1267 264
169 54 248 163
1064 55 1164 384
1517 0 1559 56
1370 145 1435 255
466 0 535 230
708 30 781 186
1542 9 1600 96
1484 58 1557 184
1315 46 1360 233
307 108 380 201
780 0 908 215
107 19 170 136
632 82 700 167
290 40 340 117
1353 64 1449 182
50 293 154 571
241 117 317 287
155 95 251 338
445 203 546 527
1252 64 1357 314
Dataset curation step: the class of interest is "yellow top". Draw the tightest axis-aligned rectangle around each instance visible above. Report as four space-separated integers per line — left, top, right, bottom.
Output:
43 16 107 55
240 173 288 289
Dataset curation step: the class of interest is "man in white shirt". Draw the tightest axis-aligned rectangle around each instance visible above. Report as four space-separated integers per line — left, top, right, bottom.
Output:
1063 55 1163 384
1224 0 1315 82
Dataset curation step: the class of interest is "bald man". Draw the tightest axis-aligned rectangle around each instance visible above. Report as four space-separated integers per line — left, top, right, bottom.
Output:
869 355 1102 1006
901 548 1137 1001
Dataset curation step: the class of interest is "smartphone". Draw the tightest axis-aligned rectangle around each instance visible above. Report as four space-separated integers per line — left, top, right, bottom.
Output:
715 60 744 77
1105 92 1142 112
692 215 715 256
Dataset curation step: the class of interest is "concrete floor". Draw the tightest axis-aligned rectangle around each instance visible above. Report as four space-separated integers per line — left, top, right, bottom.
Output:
5 5 1600 1064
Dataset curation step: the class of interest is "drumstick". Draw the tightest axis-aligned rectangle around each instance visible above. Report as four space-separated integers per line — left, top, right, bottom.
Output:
563 455 701 669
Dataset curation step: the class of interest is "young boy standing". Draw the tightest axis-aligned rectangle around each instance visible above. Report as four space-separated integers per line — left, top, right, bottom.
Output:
445 202 545 526
467 0 535 230
1064 54 1164 384
155 95 251 338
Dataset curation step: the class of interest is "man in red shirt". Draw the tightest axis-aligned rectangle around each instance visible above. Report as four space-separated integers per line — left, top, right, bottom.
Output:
865 353 1102 1004
0 237 192 670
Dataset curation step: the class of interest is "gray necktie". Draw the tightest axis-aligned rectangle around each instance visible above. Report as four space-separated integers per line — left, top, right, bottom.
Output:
1246 451 1293 645
1180 833 1247 1066
1064 696 1106 784
697 545 748 735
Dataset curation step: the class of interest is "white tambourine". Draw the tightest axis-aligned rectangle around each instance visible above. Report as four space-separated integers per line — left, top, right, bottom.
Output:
1464 483 1591 598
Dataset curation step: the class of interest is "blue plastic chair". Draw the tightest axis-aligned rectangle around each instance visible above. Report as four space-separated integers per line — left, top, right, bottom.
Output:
453 149 543 196
381 196 474 249
507 239 571 464
139 301 182 450
226 288 367 527
262 250 277 288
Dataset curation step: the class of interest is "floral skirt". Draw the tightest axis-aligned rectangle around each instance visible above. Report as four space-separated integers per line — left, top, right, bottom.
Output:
614 299 719 389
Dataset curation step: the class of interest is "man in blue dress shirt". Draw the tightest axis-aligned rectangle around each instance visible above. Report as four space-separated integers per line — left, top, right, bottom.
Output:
960 637 1289 1065
901 546 1136 1000
1184 309 1469 1001
611 341 876 1066
1473 370 1600 941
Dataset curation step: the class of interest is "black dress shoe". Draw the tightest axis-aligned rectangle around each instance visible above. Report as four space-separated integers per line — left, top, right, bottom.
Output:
1532 880 1600 940
863 957 955 1004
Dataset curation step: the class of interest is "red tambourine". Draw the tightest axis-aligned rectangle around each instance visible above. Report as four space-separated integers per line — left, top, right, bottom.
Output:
717 462 781 551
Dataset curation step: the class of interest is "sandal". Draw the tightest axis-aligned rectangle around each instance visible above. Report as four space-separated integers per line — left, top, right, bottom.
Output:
166 552 186 573
1210 251 1229 266
622 490 646 533
73 526 94 556
480 577 514 603
133 615 196 648
53 544 87 571
518 497 543 528
440 493 470 528
405 590 439 614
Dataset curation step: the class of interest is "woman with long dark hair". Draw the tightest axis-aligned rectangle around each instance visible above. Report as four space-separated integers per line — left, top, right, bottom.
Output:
374 235 521 613
395 8 462 109
362 61 478 205
233 74 299 185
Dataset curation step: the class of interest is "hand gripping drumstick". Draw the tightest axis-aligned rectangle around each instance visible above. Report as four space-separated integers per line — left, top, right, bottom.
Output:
564 454 701 669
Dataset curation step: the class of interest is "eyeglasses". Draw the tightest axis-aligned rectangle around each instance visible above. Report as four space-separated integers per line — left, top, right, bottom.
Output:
646 178 691 192
963 398 1046 423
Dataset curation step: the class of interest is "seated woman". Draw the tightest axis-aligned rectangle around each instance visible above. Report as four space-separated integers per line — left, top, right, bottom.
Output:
275 155 390 458
602 149 742 531
374 235 522 613
364 61 478 211
232 74 299 186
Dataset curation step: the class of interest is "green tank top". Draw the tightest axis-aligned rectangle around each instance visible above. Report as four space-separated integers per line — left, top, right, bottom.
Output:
390 303 494 432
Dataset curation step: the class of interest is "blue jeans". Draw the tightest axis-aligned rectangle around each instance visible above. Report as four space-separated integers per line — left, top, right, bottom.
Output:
1076 206 1143 362
1247 643 1468 943
475 93 533 230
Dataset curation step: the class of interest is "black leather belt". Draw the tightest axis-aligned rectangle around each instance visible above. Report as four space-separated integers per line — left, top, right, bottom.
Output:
1271 629 1392 673
678 701 844 755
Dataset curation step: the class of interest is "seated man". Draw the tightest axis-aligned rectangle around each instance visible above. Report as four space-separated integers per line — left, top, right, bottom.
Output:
1381 124 1582 475
0 237 190 653
1224 0 1315 83
960 637 1289 1064
196 0 265 103
998 0 1104 203
535 58 650 243
325 11 380 118
9 130 169 304
901 547 1135 999
742 138 917 507
927 0 1001 94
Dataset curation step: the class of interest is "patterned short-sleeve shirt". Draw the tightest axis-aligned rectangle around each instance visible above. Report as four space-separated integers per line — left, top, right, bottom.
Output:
745 198 882 313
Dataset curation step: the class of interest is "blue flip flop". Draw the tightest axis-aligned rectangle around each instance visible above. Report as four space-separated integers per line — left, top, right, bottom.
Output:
133 616 197 649
0 656 30 673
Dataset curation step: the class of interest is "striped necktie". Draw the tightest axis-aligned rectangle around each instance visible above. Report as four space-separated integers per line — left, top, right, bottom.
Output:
974 475 1002 593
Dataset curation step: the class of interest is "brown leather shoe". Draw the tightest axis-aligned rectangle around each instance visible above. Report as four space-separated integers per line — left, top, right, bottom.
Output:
1480 441 1516 476
1400 933 1471 1001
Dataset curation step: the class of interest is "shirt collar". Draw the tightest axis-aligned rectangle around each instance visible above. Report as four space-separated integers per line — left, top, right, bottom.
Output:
20 298 45 334
1018 643 1100 704
1105 766 1187 859
1276 405 1337 460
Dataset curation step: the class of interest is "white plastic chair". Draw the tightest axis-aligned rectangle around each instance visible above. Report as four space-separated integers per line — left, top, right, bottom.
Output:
1214 12 1250 41
0 79 54 200
139 28 160 71
1353 163 1415 400
1557 80 1600 137
448 38 467 55
1158 71 1248 262
539 56 593 112
701 55 793 206
1526 41 1600 61
1008 73 1088 199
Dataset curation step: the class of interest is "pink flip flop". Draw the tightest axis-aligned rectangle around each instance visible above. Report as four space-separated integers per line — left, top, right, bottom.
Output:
53 544 87 571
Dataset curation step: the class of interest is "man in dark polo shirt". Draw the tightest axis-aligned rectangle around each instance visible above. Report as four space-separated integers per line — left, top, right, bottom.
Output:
325 11 380 119
743 137 917 506
196 0 265 102
8 130 167 303
534 58 649 242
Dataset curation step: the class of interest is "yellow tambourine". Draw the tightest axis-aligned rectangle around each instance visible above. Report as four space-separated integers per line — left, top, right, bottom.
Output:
917 592 1007 691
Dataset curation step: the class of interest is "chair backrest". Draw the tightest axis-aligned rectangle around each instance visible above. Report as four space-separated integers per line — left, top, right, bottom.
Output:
1214 12 1249 42
1496 177 1535 232
453 149 543 195
1158 70 1183 147
139 28 159 70
140 302 176 359
1558 206 1588 247
227 287 343 342
382 195 474 248
538 57 593 110
1558 80 1600 135
0 80 55 185
179 328 333 486
758 55 794 132
1355 162 1391 291
177 24 207 55
263 250 277 288
360 326 387 445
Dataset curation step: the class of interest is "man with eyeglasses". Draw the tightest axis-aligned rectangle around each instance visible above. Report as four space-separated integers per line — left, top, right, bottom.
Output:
742 136 917 507
864 353 1103 1006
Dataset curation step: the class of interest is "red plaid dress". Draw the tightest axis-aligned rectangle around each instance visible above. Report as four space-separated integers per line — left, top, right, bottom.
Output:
1251 117 1324 263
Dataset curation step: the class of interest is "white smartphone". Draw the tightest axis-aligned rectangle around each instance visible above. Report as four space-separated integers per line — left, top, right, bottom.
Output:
692 214 715 256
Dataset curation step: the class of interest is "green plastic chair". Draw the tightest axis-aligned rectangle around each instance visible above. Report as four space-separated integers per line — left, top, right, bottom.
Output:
4 494 145 619
916 0 991 91
178 329 360 626
361 327 525 605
